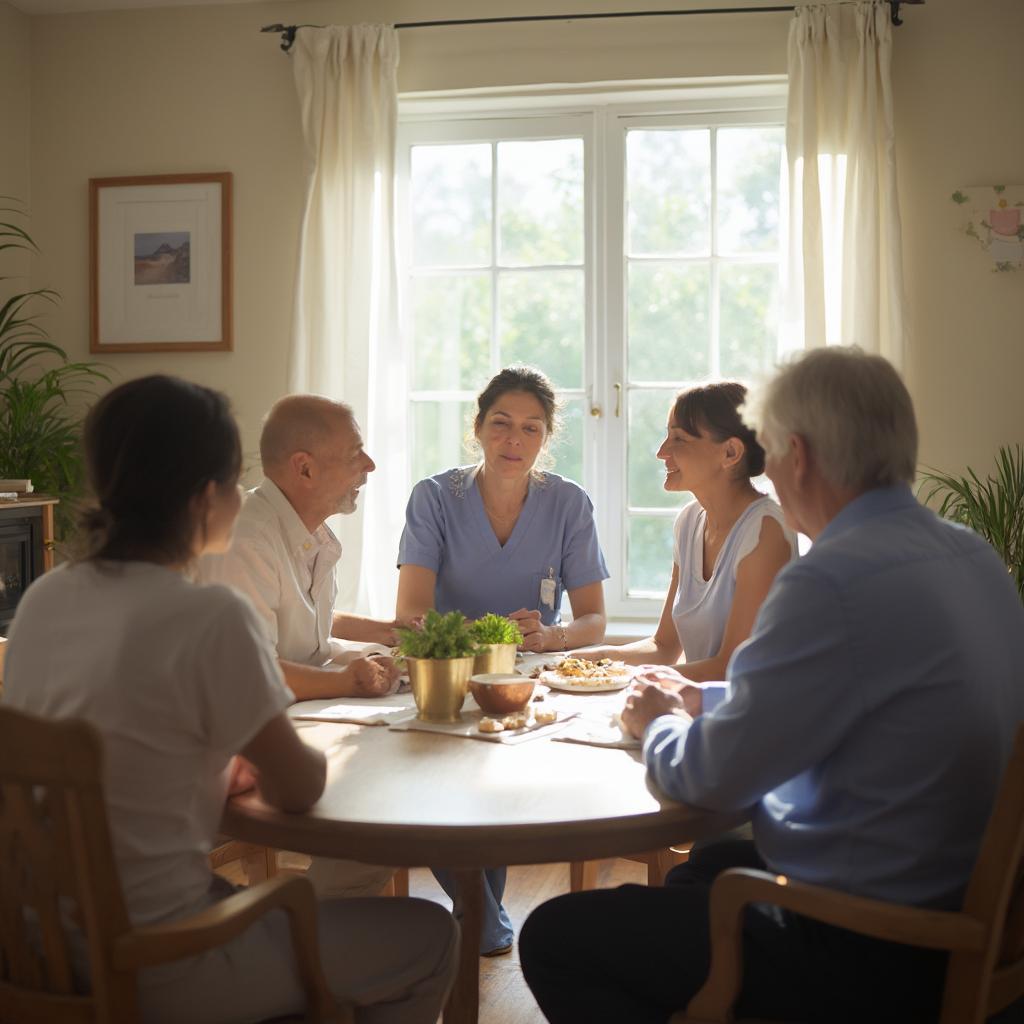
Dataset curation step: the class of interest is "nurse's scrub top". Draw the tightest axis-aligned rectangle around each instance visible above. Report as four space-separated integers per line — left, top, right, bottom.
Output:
397 466 609 625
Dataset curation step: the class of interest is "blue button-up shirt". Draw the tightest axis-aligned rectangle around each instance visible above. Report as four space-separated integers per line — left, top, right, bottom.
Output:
644 485 1024 909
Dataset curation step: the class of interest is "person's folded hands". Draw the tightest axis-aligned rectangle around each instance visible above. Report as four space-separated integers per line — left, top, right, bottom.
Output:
508 608 547 652
633 665 704 718
621 679 693 739
348 655 400 697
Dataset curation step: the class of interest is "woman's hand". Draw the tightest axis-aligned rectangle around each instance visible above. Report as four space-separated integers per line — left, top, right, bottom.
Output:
227 755 259 796
507 607 551 652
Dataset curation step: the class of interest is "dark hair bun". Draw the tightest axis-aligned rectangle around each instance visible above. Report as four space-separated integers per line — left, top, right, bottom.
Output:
673 381 765 480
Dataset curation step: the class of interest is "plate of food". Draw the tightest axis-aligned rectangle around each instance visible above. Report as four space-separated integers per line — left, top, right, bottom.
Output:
538 657 634 693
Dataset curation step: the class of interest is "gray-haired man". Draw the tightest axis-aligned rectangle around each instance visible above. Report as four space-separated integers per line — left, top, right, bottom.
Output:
521 347 1024 1023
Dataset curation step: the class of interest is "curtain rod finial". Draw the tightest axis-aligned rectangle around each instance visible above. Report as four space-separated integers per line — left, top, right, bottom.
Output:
890 0 925 27
260 22 298 52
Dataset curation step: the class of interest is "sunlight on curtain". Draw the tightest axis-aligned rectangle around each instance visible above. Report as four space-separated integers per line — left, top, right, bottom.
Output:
783 2 906 365
290 26 405 617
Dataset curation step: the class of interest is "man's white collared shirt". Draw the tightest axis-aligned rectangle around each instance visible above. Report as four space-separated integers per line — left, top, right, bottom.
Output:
200 479 342 666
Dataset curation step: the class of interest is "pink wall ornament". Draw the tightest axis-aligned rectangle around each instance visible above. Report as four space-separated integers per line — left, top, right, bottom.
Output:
951 185 1024 272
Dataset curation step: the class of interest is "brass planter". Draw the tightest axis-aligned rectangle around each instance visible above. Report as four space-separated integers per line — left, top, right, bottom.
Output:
472 643 518 676
407 656 476 723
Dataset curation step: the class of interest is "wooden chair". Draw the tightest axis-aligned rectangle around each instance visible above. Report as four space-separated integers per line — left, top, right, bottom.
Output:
570 845 691 890
671 725 1024 1024
209 836 280 884
0 706 352 1024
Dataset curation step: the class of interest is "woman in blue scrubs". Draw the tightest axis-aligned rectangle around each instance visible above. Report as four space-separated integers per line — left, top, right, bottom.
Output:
396 365 609 954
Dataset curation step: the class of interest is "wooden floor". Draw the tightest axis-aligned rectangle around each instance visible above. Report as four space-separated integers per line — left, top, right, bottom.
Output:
217 855 646 1024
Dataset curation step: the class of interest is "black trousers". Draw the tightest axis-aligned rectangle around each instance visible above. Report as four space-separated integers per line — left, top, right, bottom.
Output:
519 838 951 1024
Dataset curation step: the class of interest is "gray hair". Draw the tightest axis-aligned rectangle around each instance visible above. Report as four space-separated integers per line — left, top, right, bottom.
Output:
743 346 918 491
259 395 354 470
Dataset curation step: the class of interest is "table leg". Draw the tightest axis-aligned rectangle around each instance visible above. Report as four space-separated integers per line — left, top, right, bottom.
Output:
443 869 483 1024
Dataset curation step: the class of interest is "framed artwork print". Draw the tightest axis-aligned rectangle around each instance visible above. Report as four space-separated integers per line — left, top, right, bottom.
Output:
89 172 232 352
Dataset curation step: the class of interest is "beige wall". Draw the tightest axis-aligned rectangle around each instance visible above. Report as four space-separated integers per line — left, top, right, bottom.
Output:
22 0 1024 478
894 0 1024 474
1 0 32 276
25 0 789 469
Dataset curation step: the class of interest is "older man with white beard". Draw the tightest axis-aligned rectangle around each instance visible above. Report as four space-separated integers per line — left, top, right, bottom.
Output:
201 394 400 897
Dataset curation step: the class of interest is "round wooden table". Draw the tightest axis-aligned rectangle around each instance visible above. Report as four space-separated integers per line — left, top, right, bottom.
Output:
222 717 743 1024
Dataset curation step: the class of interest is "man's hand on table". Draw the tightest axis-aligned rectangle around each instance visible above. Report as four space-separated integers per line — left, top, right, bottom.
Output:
621 667 701 739
342 655 401 697
634 665 704 717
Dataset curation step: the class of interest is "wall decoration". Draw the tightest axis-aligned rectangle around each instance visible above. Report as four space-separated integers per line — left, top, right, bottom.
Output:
951 185 1024 272
90 173 232 352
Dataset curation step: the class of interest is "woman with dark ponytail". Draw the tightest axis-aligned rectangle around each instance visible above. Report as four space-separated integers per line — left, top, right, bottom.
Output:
580 382 796 682
3 375 456 1023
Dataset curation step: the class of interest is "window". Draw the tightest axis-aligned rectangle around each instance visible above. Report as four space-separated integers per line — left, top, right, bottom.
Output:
398 82 786 618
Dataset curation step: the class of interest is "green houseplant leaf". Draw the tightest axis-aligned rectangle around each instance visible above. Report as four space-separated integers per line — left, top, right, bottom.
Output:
918 444 1024 602
469 612 524 646
0 201 109 538
396 610 482 660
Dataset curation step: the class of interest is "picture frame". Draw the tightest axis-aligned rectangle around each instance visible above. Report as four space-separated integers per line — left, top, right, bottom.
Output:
89 172 232 352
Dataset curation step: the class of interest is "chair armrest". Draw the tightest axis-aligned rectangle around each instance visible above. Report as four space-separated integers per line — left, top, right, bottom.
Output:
113 875 352 1023
713 869 985 950
681 868 986 1024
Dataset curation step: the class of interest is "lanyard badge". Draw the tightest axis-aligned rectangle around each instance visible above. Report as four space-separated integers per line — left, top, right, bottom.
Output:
539 567 557 609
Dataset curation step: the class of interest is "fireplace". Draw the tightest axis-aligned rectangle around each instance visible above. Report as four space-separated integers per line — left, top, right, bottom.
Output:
0 500 56 636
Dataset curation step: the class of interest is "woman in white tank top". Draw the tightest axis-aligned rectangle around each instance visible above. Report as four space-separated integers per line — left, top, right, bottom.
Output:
581 382 797 682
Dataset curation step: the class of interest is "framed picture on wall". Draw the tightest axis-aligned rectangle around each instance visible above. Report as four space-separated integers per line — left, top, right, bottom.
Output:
89 172 232 352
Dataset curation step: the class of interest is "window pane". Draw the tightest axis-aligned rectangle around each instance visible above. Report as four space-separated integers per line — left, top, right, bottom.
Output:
627 129 710 257
411 274 491 391
548 395 584 485
628 263 710 381
411 400 475 483
498 269 584 388
717 127 784 254
627 515 675 596
412 144 491 267
628 388 679 509
498 138 584 266
719 263 779 380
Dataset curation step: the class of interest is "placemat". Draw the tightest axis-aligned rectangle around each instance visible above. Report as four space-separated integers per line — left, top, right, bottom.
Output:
388 706 577 745
553 714 641 750
289 694 416 726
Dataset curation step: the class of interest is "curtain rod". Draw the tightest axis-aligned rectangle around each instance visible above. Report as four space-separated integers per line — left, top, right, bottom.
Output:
261 1 922 53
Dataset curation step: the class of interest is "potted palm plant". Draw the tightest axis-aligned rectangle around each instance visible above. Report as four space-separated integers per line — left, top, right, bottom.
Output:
1 199 108 539
396 610 482 723
918 444 1024 602
469 612 523 675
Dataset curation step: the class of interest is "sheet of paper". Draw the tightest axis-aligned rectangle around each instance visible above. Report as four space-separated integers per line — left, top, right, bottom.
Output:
289 694 415 726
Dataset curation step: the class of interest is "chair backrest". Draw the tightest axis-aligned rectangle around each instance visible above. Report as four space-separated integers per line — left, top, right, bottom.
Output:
0 706 136 1023
942 723 1024 1024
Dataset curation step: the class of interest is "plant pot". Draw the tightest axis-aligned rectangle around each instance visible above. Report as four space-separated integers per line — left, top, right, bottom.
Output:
406 656 476 723
472 642 517 676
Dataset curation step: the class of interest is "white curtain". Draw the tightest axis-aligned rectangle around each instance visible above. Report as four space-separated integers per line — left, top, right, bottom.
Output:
290 25 407 617
782 1 906 365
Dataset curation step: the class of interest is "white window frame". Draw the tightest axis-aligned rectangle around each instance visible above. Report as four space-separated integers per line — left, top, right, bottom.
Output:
398 78 787 623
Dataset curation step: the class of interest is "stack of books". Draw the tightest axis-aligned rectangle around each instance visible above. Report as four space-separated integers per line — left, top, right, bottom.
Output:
0 479 33 501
